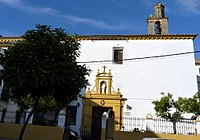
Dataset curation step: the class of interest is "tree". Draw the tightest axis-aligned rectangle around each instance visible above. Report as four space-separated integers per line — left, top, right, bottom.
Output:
0 25 90 140
152 93 183 134
15 95 62 125
179 92 200 119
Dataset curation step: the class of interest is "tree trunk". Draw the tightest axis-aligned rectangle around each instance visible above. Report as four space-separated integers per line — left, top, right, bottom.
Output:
18 97 40 140
63 107 69 140
54 109 60 126
172 121 177 134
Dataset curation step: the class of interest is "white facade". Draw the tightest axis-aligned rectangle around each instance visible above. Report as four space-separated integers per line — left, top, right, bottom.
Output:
195 60 200 91
69 88 86 134
0 3 198 135
78 37 198 117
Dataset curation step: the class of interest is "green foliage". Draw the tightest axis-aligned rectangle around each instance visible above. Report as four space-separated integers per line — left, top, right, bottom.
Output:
15 95 62 113
0 24 90 108
179 92 200 119
152 93 183 134
0 24 90 140
152 93 183 121
32 115 49 126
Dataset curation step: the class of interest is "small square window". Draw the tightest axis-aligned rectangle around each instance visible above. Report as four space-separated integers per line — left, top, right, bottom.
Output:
113 48 123 64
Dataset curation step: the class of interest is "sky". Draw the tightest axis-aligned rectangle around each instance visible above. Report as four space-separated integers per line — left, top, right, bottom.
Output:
0 0 200 57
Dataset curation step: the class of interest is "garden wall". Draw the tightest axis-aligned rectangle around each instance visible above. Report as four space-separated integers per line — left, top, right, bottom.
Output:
0 124 63 140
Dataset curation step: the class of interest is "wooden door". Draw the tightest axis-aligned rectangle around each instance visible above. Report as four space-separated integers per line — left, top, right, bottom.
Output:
91 106 112 140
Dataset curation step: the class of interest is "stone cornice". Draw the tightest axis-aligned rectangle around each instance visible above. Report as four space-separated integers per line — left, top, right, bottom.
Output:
0 37 24 43
0 37 24 47
0 34 197 46
147 17 168 21
78 34 197 40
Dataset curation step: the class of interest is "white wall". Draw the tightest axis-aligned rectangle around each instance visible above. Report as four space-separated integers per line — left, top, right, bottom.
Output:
196 65 200 76
195 63 200 91
69 88 86 134
0 47 8 109
78 39 198 117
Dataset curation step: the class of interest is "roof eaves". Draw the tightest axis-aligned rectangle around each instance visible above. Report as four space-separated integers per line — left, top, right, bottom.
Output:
77 34 198 40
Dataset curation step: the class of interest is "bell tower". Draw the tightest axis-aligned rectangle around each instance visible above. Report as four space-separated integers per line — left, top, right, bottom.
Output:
147 2 168 35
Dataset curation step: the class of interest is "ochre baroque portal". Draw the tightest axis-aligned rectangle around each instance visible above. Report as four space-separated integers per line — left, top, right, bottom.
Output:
81 66 126 136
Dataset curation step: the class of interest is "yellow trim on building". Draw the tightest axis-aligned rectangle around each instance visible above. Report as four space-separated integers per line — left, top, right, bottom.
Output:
82 67 126 135
0 37 23 42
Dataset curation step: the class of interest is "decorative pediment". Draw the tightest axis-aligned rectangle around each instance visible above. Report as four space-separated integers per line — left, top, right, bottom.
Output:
86 66 121 96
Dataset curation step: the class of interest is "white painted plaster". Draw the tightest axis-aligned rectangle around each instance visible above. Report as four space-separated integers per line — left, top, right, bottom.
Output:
69 88 86 135
78 39 198 117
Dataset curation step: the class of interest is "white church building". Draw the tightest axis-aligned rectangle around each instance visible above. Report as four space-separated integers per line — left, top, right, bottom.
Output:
69 2 198 136
0 2 198 138
77 2 198 117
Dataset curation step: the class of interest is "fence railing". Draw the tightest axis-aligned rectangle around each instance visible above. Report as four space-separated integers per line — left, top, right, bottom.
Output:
81 114 200 135
2 110 25 124
176 120 196 135
153 118 174 134
121 117 145 131
120 116 197 135
0 110 58 126
1 110 200 135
